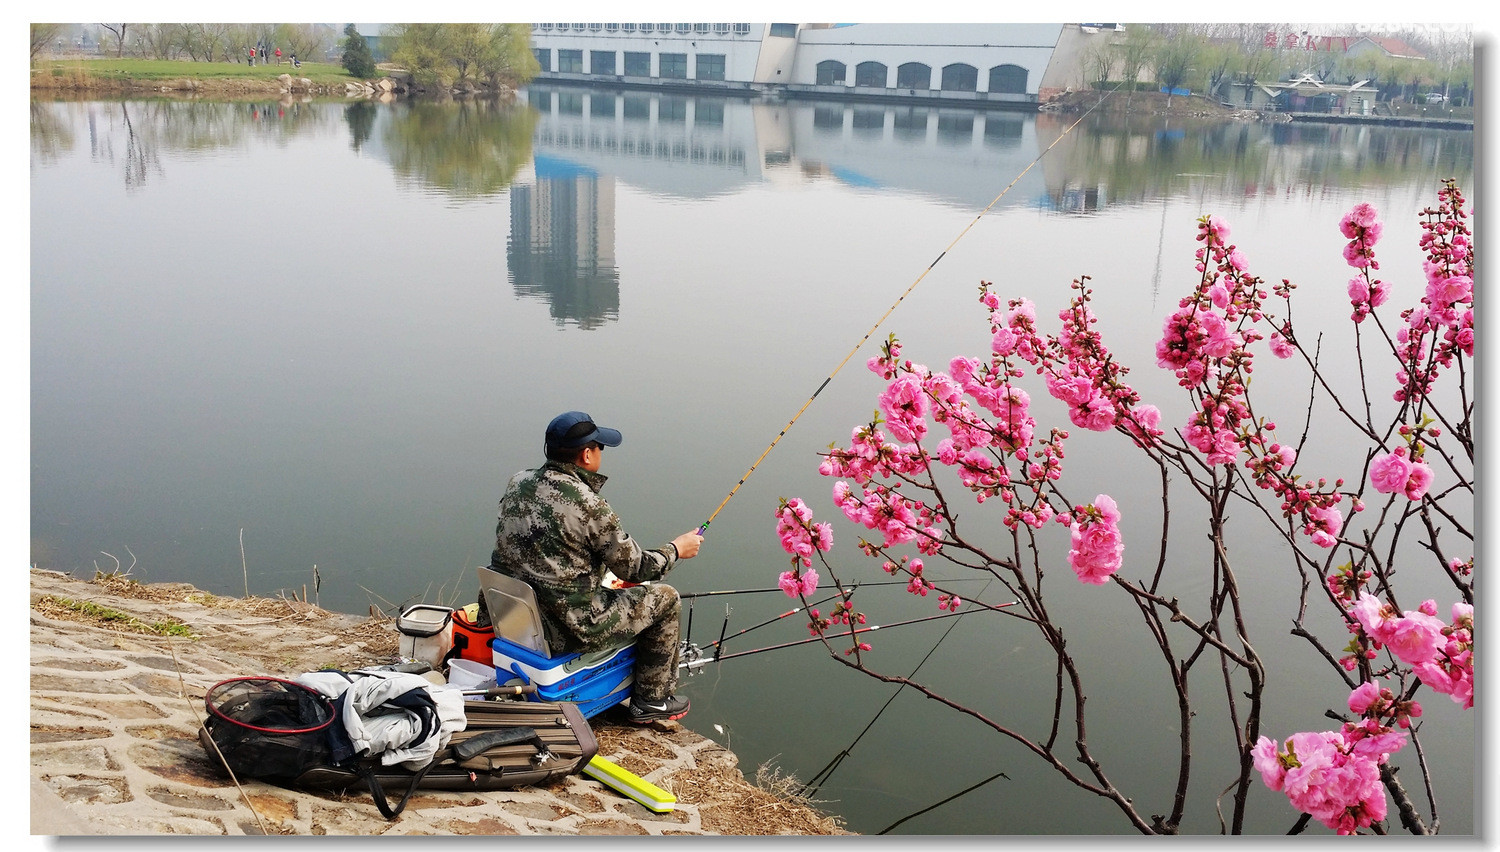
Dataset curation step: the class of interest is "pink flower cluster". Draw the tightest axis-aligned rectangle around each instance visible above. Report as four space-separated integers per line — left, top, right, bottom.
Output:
1253 719 1407 834
1156 215 1358 550
1394 182 1474 403
832 479 943 551
778 567 819 598
1339 203 1383 270
774 497 832 569
1368 446 1434 501
1350 593 1473 708
1066 495 1123 585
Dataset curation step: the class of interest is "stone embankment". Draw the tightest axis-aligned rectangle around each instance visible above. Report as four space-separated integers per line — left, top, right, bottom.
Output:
29 569 846 837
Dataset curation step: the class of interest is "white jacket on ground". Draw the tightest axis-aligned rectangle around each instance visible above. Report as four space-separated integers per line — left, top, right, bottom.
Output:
296 669 468 770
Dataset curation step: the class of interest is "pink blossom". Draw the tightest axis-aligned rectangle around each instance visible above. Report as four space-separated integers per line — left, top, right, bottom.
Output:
1347 682 1383 715
1268 332 1295 359
775 498 833 567
1256 727 1400 834
1208 282 1231 308
991 326 1016 356
879 375 929 444
1347 276 1370 304
1198 311 1239 358
1252 736 1286 791
1369 451 1412 494
1403 461 1433 501
796 567 819 596
1382 610 1446 666
1303 503 1343 548
1426 273 1472 307
1350 592 1394 643
1340 203 1379 236
1067 495 1123 585
777 570 800 597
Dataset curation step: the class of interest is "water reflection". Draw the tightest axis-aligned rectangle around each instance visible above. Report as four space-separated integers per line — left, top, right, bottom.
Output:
382 100 536 199
1040 113 1473 209
507 160 619 329
30 91 1473 212
344 101 376 151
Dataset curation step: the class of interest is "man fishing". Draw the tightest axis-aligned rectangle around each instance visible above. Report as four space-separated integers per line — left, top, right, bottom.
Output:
488 411 704 723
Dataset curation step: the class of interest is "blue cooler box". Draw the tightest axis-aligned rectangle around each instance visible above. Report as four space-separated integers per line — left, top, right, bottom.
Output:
491 635 635 719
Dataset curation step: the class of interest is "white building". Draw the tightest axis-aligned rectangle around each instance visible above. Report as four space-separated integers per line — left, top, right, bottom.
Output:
527 23 1082 107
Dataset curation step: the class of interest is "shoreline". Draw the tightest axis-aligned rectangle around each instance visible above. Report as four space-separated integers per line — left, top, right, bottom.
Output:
29 568 847 836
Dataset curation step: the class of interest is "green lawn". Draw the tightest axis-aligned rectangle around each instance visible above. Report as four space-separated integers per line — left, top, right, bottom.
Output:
34 57 366 86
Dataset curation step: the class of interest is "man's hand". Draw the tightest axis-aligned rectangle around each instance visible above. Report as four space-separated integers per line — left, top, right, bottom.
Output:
672 531 704 559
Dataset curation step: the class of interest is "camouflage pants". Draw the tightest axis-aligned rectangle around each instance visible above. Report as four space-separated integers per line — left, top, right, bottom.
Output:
560 583 681 702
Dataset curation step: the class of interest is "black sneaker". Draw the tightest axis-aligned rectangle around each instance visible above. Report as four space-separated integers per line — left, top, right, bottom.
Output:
628 694 690 723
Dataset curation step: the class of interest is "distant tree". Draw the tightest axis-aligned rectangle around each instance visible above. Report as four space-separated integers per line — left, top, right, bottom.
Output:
1113 24 1160 111
1205 43 1241 99
388 23 539 92
1077 42 1113 106
445 23 492 83
1239 44 1275 86
99 23 128 58
137 23 186 60
481 23 540 88
341 23 377 78
180 23 230 61
1153 32 1200 105
31 23 63 59
275 23 330 65
387 23 450 88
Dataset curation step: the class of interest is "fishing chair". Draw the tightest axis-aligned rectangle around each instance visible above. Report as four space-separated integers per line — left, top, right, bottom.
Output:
477 565 552 658
476 566 637 718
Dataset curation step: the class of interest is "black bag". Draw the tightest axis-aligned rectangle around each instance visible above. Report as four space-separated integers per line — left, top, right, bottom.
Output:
292 699 599 819
199 677 337 785
200 676 598 820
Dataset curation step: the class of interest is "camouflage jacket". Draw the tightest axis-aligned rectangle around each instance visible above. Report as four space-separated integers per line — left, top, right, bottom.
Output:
488 460 677 647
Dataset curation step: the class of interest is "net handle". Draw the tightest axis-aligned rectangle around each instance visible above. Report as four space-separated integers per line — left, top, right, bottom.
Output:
203 676 336 735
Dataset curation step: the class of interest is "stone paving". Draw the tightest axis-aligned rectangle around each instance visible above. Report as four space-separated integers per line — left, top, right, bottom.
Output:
29 570 841 836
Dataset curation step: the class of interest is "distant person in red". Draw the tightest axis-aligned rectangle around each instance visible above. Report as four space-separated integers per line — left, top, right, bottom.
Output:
275 48 282 64
248 47 255 66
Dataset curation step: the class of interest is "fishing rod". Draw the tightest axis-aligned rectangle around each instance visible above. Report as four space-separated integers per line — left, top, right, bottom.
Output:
681 578 992 664
693 96 1117 538
680 604 1015 672
680 578 981 599
700 588 849 656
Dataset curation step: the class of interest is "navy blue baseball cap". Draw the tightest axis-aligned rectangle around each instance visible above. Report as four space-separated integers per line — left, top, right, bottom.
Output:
545 411 623 450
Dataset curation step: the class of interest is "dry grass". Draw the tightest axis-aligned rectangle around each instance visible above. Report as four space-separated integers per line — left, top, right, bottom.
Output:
41 572 400 657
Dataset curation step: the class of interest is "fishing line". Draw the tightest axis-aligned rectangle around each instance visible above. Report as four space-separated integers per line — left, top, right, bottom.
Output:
877 769 1010 835
800 576 998 797
696 88 1120 535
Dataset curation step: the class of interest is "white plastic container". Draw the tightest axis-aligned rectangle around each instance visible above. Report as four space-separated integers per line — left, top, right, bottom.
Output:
447 658 497 697
397 604 454 670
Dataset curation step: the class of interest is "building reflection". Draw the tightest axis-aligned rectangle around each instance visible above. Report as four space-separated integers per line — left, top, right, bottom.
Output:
503 84 1474 325
507 156 619 330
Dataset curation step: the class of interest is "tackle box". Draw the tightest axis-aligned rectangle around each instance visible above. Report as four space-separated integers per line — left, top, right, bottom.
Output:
490 634 635 719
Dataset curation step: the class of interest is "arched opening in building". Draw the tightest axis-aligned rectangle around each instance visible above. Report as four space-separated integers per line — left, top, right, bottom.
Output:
897 62 932 90
941 63 978 91
816 60 847 86
855 61 887 88
989 64 1028 94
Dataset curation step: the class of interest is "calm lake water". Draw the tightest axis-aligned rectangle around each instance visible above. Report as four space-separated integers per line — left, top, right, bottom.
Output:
30 88 1474 835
